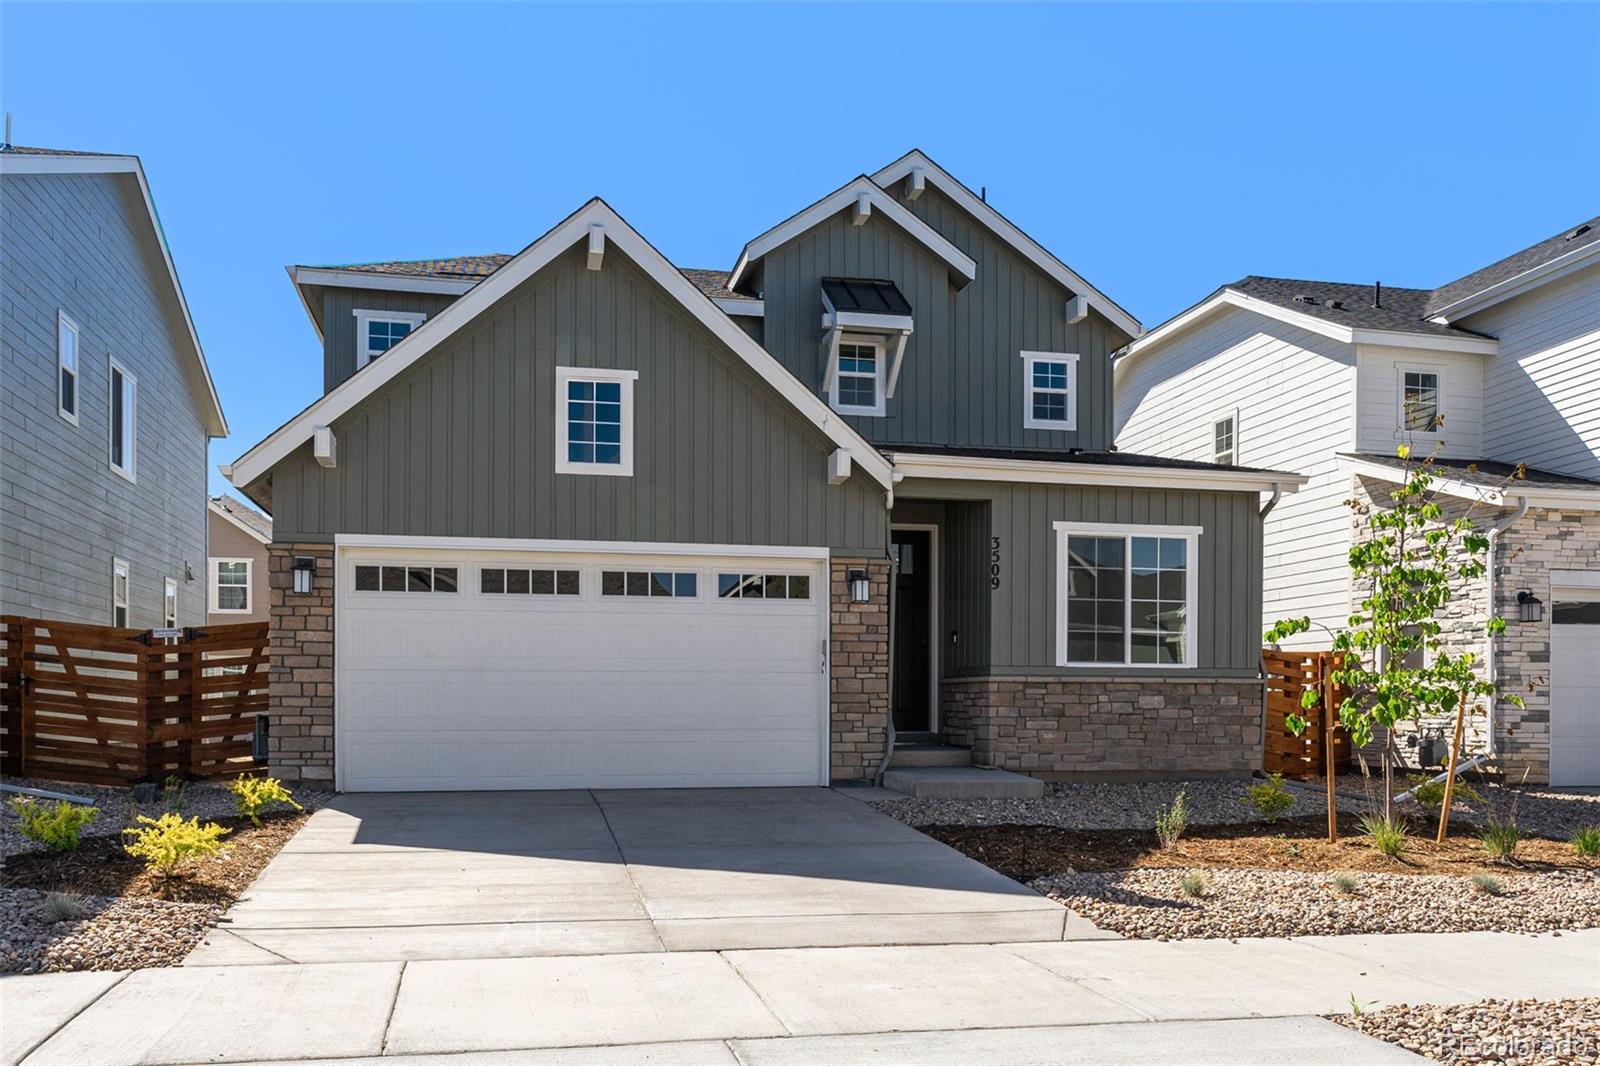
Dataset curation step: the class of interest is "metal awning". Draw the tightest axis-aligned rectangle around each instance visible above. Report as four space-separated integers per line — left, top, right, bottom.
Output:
820 277 914 399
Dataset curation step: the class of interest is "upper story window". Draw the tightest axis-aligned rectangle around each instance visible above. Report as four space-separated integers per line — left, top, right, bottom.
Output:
112 557 130 627
1400 368 1443 434
556 366 636 476
1213 414 1237 465
1054 522 1199 668
164 578 178 628
108 358 136 482
57 310 80 425
830 340 885 416
1022 352 1078 431
211 558 252 613
353 310 427 369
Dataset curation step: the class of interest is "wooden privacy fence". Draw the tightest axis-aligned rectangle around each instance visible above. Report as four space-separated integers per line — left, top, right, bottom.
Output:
0 615 270 786
1263 648 1353 780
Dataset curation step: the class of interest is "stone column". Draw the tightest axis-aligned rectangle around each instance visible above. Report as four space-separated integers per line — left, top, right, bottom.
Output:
829 557 891 782
267 543 335 789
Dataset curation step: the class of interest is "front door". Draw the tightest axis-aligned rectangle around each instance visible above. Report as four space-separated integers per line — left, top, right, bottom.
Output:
892 529 934 733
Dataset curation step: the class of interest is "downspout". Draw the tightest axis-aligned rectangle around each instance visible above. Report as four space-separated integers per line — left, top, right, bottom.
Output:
874 475 899 786
1259 481 1283 519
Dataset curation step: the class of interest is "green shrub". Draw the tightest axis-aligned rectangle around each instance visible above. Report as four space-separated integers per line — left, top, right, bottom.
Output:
1408 775 1485 810
1479 813 1521 864
1246 774 1296 823
1179 871 1208 898
37 890 89 923
1470 873 1505 896
122 813 231 878
228 775 303 827
1332 874 1360 896
1155 789 1190 849
1358 812 1409 859
8 798 99 851
1571 826 1600 858
162 775 186 813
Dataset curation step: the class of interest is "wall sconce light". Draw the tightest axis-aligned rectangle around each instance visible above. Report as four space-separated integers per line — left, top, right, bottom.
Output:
292 556 316 595
847 568 870 604
1516 590 1543 623
184 562 194 582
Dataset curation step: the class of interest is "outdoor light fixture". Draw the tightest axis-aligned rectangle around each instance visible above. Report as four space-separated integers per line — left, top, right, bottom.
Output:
847 568 870 604
292 556 316 595
1516 590 1543 623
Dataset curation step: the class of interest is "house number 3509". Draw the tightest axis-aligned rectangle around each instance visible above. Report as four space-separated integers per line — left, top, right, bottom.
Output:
990 537 1002 590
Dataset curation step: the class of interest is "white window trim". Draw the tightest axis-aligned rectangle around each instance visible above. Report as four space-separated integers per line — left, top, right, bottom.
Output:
1397 363 1446 437
1022 351 1079 431
57 309 80 426
113 557 130 627
108 357 136 483
164 577 178 627
1053 521 1201 669
210 557 252 614
353 309 427 370
1213 409 1238 465
829 337 887 417
555 366 637 477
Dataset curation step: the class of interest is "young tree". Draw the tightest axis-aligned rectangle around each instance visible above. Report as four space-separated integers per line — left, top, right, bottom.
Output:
1265 442 1525 821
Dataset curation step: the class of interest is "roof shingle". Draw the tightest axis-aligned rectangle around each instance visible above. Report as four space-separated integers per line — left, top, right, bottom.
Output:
1425 216 1600 316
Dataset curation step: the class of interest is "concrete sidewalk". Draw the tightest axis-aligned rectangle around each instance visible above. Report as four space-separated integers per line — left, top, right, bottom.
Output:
6 929 1594 1065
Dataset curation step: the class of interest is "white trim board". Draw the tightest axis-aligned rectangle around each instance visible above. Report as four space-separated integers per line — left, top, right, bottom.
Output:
873 150 1142 339
1429 240 1600 324
208 499 272 545
226 198 895 491
334 533 834 559
1341 455 1600 511
889 450 1307 494
728 175 976 292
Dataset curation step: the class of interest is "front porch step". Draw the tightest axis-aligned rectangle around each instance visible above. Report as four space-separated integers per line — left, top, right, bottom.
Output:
880 765 1045 800
889 744 974 769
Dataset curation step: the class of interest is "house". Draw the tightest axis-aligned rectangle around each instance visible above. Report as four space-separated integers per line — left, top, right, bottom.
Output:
0 143 227 630
224 150 1304 793
1115 218 1600 786
207 495 272 625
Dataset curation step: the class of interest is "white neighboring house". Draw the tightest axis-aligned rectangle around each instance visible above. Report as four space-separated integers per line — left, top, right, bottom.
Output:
1115 217 1600 786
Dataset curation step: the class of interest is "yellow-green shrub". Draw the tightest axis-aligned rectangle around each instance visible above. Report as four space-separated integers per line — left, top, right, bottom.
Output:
228 775 303 826
8 798 99 851
1245 774 1296 823
122 813 231 876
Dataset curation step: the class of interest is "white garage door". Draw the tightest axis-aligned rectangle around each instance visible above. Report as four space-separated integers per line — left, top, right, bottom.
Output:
336 544 829 791
1549 583 1600 788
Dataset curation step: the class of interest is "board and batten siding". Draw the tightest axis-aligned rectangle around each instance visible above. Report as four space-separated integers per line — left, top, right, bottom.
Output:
1466 263 1600 479
756 185 1123 453
1 171 209 628
313 285 460 393
266 242 888 556
1115 306 1356 648
1354 344 1487 460
896 478 1263 676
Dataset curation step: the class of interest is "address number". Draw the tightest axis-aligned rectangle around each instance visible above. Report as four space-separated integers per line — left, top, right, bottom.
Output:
990 536 1002 590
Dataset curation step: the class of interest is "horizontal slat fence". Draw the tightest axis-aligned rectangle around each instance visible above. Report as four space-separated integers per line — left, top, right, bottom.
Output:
1263 648 1352 780
0 615 270 786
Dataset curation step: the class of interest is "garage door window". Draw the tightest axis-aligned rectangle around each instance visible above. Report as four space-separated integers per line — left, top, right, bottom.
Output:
481 568 580 595
355 565 458 593
602 570 697 598
717 573 812 600
1553 599 1600 625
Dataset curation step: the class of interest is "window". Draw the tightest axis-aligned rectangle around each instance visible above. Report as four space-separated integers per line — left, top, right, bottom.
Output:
57 310 80 425
1213 414 1237 465
601 571 698 598
112 558 129 627
211 559 252 613
108 358 136 481
164 578 178 628
1400 368 1443 433
1022 352 1079 430
1054 523 1199 667
830 340 885 416
353 310 426 369
717 573 812 600
353 565 459 593
480 568 580 595
556 366 636 476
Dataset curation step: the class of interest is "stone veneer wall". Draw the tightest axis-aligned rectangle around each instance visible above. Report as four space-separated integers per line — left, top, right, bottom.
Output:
941 677 1264 780
830 557 891 781
266 543 336 788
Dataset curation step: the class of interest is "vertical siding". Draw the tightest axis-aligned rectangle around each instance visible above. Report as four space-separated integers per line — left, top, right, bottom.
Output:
1 171 210 627
316 286 460 393
271 243 888 555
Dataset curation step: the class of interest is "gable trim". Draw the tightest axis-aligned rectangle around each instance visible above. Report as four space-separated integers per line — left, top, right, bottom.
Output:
873 150 1142 340
1427 241 1600 324
209 499 272 545
728 176 977 292
225 199 895 491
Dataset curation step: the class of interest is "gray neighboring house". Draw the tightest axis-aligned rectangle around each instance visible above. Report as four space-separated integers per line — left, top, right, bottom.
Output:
207 495 271 625
1 144 227 630
226 150 1305 793
1117 217 1600 786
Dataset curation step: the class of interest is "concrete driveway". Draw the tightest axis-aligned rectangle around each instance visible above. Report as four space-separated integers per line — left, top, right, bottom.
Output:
187 787 1071 965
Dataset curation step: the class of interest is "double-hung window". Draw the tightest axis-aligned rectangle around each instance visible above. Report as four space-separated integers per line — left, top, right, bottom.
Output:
1022 352 1078 431
556 366 636 476
1055 523 1199 667
57 310 80 425
1400 367 1443 434
353 310 427 369
112 558 130 627
211 558 252 613
830 340 885 416
108 358 136 481
1213 414 1237 465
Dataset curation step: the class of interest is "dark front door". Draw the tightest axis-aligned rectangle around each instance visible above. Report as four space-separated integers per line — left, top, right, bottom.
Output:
892 529 933 732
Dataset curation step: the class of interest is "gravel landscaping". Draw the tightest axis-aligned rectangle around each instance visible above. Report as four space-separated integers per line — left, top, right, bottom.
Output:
1 888 222 974
1337 997 1600 1065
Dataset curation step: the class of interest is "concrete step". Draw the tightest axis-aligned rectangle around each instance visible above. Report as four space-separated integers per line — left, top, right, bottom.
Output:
880 765 1045 800
889 744 973 769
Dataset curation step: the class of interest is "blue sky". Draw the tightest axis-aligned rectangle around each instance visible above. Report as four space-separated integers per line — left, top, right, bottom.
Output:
3 2 1597 501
